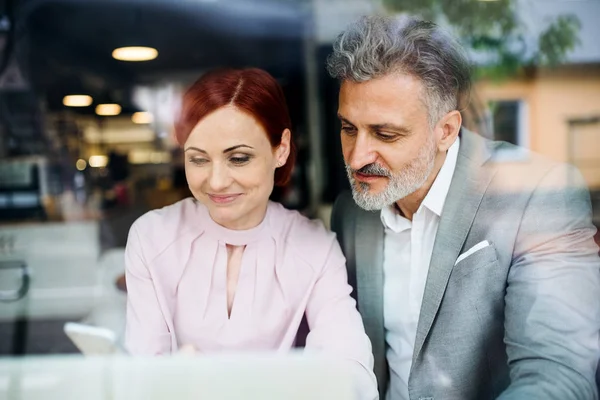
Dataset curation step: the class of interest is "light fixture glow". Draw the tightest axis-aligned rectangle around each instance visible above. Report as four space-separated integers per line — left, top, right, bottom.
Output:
89 155 108 168
95 104 122 116
112 46 158 62
63 95 93 107
128 150 172 165
76 159 87 171
132 111 154 124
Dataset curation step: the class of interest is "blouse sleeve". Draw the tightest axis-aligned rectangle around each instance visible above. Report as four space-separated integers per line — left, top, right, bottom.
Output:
124 222 172 355
303 238 379 400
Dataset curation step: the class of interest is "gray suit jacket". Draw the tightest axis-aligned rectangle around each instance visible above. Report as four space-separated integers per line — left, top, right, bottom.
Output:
331 129 600 400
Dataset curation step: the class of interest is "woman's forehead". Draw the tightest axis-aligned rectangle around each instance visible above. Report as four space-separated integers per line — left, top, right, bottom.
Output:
186 107 270 150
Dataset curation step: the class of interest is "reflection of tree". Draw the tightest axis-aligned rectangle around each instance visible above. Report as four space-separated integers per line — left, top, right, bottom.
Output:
383 0 581 136
383 0 581 79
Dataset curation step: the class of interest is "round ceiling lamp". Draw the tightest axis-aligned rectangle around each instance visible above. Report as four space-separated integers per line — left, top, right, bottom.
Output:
63 95 93 107
76 159 87 171
112 46 158 62
96 103 122 116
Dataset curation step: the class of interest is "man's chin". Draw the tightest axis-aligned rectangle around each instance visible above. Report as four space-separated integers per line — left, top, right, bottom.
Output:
350 188 390 211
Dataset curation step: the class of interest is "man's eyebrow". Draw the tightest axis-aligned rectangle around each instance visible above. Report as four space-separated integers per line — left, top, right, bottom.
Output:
368 123 411 134
337 113 411 134
337 113 355 126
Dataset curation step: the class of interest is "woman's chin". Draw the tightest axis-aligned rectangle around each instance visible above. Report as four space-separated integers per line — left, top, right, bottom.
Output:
210 207 235 221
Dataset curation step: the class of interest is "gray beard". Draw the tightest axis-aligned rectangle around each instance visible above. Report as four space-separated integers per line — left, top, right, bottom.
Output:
345 134 437 211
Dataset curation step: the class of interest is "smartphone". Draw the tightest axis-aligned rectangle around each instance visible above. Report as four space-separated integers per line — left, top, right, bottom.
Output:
63 322 127 355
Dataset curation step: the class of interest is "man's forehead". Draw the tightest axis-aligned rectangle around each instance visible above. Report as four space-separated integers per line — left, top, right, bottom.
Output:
341 75 423 104
340 72 423 92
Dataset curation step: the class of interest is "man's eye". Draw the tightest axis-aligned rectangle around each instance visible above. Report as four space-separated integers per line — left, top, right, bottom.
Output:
375 132 397 141
341 126 357 135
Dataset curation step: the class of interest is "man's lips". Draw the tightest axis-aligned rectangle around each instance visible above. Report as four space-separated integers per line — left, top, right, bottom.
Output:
354 172 386 183
207 194 242 204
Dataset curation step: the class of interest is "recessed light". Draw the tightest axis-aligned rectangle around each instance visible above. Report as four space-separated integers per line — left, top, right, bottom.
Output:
112 46 158 62
96 104 122 116
63 95 93 107
132 111 154 124
89 155 108 168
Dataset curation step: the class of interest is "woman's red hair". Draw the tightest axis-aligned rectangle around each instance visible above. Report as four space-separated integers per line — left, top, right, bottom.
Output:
174 68 296 187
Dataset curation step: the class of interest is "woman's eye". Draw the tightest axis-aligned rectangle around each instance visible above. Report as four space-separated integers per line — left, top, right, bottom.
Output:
230 155 251 165
189 158 208 165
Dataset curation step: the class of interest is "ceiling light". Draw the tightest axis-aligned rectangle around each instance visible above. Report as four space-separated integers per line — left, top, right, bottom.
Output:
89 155 108 168
128 150 172 165
63 95 93 107
112 46 158 62
96 104 122 116
132 111 154 124
76 159 87 171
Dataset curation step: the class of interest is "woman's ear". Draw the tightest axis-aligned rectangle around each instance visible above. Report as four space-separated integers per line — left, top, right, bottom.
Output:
275 129 291 167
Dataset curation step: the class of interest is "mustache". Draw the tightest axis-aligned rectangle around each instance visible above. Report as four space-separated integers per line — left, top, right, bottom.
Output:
348 163 391 177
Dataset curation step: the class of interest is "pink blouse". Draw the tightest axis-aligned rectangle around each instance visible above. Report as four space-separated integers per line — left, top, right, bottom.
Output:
124 198 378 399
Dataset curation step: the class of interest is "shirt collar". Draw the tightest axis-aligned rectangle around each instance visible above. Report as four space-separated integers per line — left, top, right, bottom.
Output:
380 203 411 233
380 136 460 230
421 136 460 217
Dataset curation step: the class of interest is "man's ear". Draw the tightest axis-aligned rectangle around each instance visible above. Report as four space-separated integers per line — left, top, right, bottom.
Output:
436 110 462 152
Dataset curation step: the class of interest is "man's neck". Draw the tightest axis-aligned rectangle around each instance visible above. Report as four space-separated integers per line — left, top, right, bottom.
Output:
395 150 447 221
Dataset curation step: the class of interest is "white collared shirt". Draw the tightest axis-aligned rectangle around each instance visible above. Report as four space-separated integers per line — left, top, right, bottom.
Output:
382 137 460 400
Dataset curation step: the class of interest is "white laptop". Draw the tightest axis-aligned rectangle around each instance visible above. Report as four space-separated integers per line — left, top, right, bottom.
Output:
0 352 353 400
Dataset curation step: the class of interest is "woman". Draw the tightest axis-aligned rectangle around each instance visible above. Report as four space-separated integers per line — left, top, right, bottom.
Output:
124 68 378 399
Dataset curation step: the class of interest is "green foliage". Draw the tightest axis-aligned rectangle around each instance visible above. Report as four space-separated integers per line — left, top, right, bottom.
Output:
537 14 581 66
382 0 581 79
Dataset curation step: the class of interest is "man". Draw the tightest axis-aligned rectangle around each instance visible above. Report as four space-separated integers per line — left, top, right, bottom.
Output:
328 15 600 400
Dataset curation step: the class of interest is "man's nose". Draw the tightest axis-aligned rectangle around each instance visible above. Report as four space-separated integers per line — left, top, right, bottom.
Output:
345 131 377 171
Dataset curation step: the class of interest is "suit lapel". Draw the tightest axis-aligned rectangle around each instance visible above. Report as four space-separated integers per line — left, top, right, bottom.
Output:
354 208 387 390
412 130 496 364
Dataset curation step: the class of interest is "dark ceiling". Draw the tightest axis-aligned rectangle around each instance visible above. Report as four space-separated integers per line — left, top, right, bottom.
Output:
0 0 311 155
16 0 310 112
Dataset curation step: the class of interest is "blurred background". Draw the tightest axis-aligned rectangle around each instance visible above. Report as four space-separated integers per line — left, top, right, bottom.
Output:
0 0 598 359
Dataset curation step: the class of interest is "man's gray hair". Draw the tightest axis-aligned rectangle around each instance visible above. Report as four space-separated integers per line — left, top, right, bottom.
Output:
327 15 472 127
